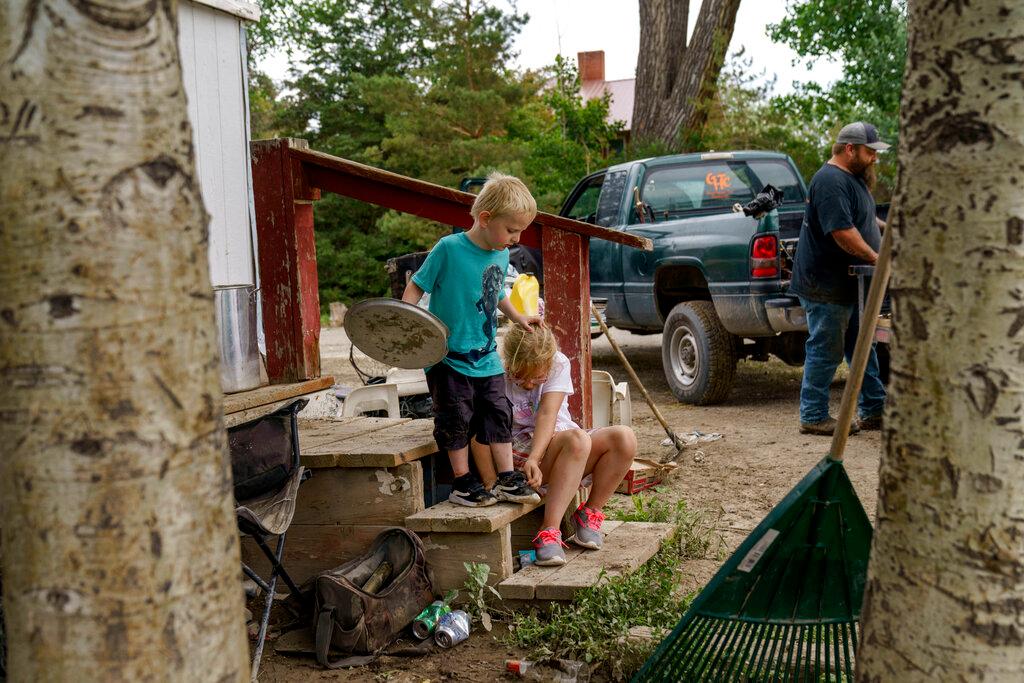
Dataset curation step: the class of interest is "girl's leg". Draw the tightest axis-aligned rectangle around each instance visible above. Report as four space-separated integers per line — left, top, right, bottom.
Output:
582 426 637 511
537 429 591 529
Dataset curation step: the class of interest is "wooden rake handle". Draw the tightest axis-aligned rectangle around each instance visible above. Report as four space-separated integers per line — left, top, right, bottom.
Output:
589 302 686 453
830 227 893 461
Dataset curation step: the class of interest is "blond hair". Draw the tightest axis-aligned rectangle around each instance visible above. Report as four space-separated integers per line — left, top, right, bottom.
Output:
470 172 537 221
503 324 558 379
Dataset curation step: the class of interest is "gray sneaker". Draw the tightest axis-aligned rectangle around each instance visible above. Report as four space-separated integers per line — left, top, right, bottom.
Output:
532 527 567 566
568 505 605 550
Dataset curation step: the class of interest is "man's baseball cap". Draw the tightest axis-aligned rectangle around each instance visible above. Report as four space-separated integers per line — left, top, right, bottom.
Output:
836 122 891 151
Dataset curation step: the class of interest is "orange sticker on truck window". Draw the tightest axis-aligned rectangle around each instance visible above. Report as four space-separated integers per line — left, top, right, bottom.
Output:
705 172 732 198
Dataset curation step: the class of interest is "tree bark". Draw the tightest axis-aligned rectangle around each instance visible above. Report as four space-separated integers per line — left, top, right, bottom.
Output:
857 0 1024 680
0 1 249 680
632 0 741 146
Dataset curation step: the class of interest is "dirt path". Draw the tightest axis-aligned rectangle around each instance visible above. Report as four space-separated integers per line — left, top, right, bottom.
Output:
263 325 882 681
588 329 881 593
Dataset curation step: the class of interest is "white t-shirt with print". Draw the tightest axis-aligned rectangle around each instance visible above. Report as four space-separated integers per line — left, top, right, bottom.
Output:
506 351 579 443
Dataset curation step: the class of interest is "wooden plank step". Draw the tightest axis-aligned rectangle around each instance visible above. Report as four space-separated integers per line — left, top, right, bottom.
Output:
406 498 543 534
497 521 675 602
298 417 409 451
299 418 437 468
498 521 622 600
224 376 334 415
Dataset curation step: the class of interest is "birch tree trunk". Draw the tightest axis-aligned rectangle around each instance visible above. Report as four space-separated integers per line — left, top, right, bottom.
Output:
632 0 741 146
857 0 1024 680
0 1 249 680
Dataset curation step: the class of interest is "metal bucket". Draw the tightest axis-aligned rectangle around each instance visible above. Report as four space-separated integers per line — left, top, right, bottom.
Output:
214 284 262 394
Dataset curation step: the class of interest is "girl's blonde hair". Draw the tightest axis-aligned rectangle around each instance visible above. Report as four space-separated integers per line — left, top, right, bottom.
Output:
470 172 538 220
503 324 558 379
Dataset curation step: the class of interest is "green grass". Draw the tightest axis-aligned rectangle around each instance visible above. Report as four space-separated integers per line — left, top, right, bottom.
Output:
505 494 724 680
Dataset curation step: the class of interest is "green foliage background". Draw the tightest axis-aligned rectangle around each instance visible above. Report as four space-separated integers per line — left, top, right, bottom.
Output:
248 0 906 307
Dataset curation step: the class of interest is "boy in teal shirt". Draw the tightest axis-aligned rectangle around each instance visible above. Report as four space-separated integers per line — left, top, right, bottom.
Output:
402 173 542 506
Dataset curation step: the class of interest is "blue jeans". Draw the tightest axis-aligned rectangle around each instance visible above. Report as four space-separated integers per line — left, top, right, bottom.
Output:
799 298 886 424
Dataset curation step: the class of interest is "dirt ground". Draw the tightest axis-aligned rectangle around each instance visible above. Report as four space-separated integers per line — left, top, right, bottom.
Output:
258 326 882 682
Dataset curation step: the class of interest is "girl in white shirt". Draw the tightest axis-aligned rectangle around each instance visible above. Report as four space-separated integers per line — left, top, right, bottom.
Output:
492 324 636 566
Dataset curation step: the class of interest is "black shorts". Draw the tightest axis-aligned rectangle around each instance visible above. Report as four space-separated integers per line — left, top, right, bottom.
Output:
425 362 512 451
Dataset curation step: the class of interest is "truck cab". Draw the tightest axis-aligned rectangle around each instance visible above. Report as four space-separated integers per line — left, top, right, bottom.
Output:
560 151 811 404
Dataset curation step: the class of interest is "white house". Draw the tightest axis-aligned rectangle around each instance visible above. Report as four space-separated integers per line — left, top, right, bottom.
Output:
177 0 261 288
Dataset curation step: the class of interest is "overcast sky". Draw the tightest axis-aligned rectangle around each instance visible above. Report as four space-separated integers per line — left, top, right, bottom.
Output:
257 0 845 95
507 0 843 93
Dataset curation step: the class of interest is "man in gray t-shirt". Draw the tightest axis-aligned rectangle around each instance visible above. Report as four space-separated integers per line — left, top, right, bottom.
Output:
790 122 889 435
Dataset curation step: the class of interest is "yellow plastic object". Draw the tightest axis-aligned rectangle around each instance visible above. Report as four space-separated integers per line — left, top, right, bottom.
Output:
509 274 540 316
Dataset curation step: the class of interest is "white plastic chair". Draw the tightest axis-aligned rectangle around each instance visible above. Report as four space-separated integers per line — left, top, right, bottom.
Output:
341 383 401 418
591 371 632 429
384 367 429 397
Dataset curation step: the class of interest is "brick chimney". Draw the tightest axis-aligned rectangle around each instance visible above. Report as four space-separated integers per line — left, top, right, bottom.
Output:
577 51 605 83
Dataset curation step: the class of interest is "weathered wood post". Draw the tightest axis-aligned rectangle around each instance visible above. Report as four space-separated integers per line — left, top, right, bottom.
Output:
543 229 594 428
250 138 322 383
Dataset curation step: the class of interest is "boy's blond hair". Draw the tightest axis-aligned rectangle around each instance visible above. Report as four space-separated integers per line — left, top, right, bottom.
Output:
470 172 537 220
503 324 558 379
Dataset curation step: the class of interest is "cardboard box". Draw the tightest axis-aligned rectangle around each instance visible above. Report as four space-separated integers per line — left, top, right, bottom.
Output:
617 459 675 495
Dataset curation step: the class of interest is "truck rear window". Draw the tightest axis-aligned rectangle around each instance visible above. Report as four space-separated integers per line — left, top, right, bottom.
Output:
636 160 804 222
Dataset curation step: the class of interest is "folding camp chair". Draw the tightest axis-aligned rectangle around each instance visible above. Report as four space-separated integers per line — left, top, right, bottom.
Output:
228 398 309 680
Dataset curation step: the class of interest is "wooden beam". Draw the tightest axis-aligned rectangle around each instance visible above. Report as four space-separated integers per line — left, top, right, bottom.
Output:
250 138 322 383
543 227 593 428
290 147 653 251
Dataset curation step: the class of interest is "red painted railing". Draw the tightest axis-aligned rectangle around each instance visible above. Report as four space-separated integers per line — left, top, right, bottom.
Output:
250 137 651 427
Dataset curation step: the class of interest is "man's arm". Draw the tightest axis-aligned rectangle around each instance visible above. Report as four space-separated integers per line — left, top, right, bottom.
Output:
832 227 878 264
876 216 887 232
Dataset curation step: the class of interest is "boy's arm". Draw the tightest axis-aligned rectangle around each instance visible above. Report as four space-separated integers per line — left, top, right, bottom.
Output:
401 280 425 305
522 391 565 488
498 297 541 330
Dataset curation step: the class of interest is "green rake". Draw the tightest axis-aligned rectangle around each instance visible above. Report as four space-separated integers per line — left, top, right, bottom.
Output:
635 230 892 682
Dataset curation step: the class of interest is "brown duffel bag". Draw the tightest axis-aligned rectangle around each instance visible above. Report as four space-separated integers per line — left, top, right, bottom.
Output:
313 527 434 668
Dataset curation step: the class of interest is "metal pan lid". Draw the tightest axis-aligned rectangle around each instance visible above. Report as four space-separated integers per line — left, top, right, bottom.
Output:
345 298 449 369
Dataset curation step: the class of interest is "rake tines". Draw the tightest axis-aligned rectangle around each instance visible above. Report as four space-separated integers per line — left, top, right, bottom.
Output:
635 458 872 683
649 615 858 682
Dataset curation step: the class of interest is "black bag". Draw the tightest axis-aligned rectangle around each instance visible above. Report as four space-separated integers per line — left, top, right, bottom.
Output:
313 527 434 668
228 399 306 501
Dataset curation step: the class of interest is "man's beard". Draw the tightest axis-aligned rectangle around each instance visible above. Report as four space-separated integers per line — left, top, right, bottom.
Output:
855 161 877 191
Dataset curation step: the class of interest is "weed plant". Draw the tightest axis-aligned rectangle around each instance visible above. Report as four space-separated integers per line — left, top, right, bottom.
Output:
505 495 724 680
461 562 501 632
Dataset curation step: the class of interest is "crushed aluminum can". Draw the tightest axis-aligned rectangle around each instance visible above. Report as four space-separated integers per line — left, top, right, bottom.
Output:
412 600 451 640
434 609 470 648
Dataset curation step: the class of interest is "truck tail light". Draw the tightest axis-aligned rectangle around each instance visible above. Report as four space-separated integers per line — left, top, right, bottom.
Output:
751 235 779 278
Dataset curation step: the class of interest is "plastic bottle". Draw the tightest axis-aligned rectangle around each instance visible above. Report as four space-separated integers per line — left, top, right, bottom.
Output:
509 274 540 316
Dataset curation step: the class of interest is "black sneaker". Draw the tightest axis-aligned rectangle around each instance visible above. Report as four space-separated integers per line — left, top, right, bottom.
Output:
448 474 498 507
492 471 541 504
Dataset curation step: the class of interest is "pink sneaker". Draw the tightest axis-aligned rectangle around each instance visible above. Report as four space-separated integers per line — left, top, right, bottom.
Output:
532 527 567 566
569 504 605 550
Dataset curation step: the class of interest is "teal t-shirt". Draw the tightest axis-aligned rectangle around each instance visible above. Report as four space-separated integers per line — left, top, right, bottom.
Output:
412 232 509 377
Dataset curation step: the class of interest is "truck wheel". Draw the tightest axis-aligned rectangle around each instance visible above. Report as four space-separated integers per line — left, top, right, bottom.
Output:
662 301 738 405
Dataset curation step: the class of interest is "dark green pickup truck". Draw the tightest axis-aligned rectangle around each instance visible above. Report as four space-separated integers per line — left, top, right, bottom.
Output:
560 151 811 404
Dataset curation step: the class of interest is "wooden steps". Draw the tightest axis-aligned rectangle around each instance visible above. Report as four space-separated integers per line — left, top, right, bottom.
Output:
497 521 674 602
405 499 543 533
405 490 674 601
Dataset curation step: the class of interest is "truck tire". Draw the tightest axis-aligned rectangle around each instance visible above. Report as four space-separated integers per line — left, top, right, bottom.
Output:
661 301 738 405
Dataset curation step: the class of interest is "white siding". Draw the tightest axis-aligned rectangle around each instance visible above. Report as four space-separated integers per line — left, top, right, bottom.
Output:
178 1 254 287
